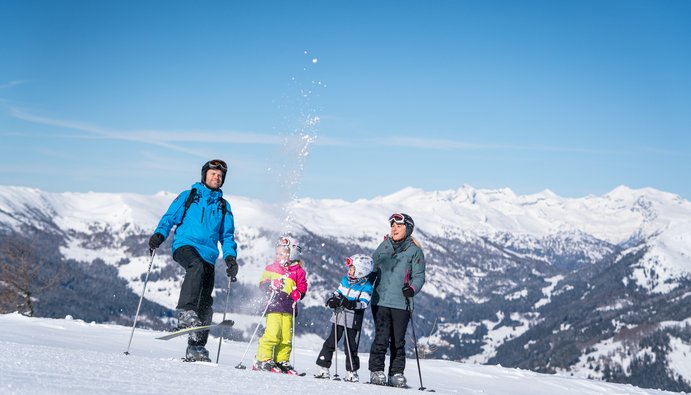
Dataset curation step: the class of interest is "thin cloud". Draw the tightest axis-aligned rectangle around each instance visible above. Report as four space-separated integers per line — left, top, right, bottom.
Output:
7 106 348 147
7 107 317 157
0 80 29 89
381 136 611 154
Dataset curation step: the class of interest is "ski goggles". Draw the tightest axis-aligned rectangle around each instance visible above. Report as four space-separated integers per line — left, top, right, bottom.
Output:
389 213 406 226
207 159 227 172
345 256 353 266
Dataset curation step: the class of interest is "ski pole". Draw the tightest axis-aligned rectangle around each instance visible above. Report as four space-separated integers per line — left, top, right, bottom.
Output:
333 308 341 380
290 301 297 368
406 297 427 391
215 277 234 364
124 250 156 355
342 317 354 373
235 290 275 369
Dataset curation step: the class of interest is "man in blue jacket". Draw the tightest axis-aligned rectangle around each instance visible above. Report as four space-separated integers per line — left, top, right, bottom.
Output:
368 213 426 388
148 159 238 362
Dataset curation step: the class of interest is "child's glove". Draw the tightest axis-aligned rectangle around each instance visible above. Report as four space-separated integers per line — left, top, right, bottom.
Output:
271 278 284 291
342 298 357 310
326 294 342 309
290 289 302 302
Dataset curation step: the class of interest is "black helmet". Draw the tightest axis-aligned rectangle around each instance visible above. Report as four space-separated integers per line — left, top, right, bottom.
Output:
389 213 415 237
201 159 228 188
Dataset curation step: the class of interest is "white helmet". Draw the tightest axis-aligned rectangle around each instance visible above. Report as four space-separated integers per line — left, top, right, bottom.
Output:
276 236 301 262
346 254 374 279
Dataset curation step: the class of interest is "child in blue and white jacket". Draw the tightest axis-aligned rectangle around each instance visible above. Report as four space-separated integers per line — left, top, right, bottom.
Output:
314 254 374 382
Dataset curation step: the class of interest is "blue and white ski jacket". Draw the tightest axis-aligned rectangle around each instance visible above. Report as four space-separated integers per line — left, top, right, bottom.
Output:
330 275 373 329
153 182 237 265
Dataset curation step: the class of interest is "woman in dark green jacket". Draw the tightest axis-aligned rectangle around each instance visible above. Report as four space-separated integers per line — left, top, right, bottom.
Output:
368 213 426 388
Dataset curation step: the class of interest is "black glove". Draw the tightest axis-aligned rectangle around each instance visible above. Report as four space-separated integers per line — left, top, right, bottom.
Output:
148 233 164 254
402 284 415 298
326 294 343 309
225 256 238 282
342 298 357 310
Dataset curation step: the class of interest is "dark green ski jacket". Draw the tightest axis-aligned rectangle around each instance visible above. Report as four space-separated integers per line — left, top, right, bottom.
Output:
370 235 426 310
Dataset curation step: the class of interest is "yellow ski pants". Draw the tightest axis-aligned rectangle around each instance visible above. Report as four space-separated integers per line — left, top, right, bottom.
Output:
256 312 293 363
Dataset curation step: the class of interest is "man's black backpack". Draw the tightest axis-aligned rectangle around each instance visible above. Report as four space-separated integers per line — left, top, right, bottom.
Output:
178 188 228 227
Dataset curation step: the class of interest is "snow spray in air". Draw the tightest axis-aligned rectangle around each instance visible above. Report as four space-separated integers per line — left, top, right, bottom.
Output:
267 50 324 237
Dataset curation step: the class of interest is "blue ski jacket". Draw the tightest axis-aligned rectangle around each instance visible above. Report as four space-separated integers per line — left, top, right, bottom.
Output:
153 182 237 265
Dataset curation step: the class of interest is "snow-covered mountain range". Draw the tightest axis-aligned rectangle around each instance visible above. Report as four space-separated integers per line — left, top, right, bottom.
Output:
0 184 689 392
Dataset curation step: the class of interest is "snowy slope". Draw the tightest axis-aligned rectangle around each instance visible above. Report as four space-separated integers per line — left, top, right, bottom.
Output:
0 313 681 395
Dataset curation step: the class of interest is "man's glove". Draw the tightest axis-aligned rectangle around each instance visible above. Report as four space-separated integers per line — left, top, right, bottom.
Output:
342 298 357 310
402 284 415 298
290 289 302 302
225 256 238 282
148 233 164 255
326 294 343 309
271 278 284 291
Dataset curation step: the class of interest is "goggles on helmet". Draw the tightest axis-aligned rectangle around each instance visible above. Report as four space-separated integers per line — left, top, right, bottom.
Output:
277 237 302 252
207 159 228 172
389 213 406 226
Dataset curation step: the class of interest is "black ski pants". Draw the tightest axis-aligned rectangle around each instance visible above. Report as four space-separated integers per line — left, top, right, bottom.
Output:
368 305 410 376
316 323 360 371
173 245 215 346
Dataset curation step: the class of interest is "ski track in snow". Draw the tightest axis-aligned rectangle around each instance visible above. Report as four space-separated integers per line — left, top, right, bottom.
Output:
0 314 681 395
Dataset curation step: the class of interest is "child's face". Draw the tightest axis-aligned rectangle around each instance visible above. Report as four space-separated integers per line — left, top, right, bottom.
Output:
275 247 290 262
348 264 356 277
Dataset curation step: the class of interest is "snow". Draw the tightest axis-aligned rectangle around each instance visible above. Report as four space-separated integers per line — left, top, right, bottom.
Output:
0 313 679 395
534 275 564 309
667 336 691 386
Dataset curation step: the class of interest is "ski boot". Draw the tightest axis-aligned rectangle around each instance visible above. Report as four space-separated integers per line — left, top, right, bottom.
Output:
253 359 281 373
389 373 407 388
177 310 202 329
313 366 330 379
184 345 211 362
370 370 387 385
344 370 359 382
276 361 299 375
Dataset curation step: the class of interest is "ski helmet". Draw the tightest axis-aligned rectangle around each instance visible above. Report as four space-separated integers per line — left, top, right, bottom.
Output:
389 213 415 237
201 159 228 188
276 236 301 262
346 254 374 279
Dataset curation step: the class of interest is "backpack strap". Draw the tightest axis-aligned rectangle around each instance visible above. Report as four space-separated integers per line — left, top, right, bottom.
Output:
219 198 228 217
177 188 198 227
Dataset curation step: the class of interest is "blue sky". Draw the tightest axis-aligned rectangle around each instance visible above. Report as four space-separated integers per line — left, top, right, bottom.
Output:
1 0 690 202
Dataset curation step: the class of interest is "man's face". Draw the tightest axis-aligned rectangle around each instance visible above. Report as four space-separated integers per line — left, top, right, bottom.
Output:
390 222 407 241
205 169 223 189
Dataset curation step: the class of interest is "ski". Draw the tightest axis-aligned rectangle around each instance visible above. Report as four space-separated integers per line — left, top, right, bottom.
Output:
180 358 216 365
364 382 435 392
156 319 235 340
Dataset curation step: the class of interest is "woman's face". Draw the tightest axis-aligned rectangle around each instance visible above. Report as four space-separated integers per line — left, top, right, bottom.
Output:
390 222 407 241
